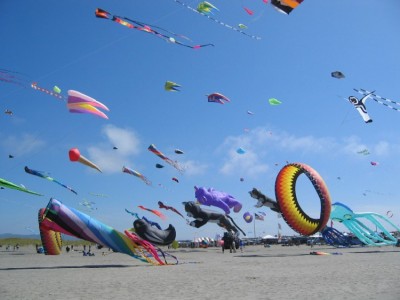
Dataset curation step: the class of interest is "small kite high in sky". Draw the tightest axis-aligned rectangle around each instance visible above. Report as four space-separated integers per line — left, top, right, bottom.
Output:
95 8 214 50
122 166 152 185
331 71 345 79
271 0 304 15
24 166 77 195
69 148 102 172
148 144 184 173
269 98 282 105
164 81 181 91
158 201 186 219
207 93 230 104
67 90 109 119
0 177 42 196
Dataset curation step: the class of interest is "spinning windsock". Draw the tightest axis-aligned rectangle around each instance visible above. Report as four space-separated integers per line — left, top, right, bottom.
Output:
68 148 102 172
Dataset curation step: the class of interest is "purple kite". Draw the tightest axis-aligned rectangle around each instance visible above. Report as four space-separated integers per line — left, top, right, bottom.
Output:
194 186 242 214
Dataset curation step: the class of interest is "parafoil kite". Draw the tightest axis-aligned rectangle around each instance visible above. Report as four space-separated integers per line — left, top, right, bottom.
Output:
68 148 102 172
155 163 164 168
133 218 176 246
95 8 213 50
183 201 246 236
236 147 246 154
172 177 179 183
165 81 181 91
243 212 253 223
271 0 304 15
0 177 42 196
207 93 230 104
39 198 176 264
174 149 184 154
269 98 282 105
148 144 184 173
331 71 345 79
4 109 13 115
138 205 167 220
330 202 400 246
24 166 77 195
158 201 186 219
194 186 242 214
53 86 61 93
122 166 152 185
174 1 261 40
67 90 109 119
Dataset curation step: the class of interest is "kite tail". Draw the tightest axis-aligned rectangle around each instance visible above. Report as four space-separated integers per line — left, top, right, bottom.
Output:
226 215 246 236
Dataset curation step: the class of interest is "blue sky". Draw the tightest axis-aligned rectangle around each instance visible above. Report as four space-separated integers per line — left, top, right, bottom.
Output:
1 0 400 240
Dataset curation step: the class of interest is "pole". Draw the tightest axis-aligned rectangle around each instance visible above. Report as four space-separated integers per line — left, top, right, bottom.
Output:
254 216 256 239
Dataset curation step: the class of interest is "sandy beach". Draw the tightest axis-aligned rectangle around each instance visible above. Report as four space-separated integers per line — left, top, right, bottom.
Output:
1 244 399 300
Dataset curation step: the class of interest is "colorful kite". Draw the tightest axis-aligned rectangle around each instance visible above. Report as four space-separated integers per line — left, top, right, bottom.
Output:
370 161 378 166
172 177 179 183
67 90 109 119
174 1 261 40
208 93 231 104
125 208 140 219
95 8 214 49
68 148 102 172
138 205 167 220
158 201 186 219
165 81 181 91
0 177 42 196
271 0 304 15
269 98 282 105
122 166 152 185
31 82 64 99
148 144 184 173
243 212 253 223
24 166 77 195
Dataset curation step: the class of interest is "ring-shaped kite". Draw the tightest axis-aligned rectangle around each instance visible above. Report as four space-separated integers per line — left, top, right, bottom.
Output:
275 163 331 236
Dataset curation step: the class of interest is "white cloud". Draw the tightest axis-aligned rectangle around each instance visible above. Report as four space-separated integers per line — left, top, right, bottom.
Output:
1 133 45 156
87 125 141 173
181 160 208 176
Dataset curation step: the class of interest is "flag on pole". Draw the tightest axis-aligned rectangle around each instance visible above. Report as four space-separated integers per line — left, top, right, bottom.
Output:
255 213 264 221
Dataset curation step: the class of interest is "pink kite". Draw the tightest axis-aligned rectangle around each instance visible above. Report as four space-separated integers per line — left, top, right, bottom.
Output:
67 90 109 119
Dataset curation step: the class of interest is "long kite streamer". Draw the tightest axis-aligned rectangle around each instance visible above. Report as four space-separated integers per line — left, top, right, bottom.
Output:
122 166 152 185
25 166 77 195
0 177 42 196
354 88 400 113
95 8 214 49
148 144 184 173
173 1 261 40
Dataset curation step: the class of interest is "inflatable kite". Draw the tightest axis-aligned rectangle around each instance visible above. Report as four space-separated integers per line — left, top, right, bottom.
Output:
271 0 304 15
249 188 280 213
158 201 186 219
165 81 181 91
0 177 42 196
243 212 253 223
207 93 230 104
122 166 151 185
24 166 77 195
330 202 400 246
38 208 62 255
321 226 361 247
133 218 176 246
67 90 109 119
174 149 184 154
275 163 331 236
183 201 246 236
148 144 184 173
174 1 261 39
95 8 213 49
68 148 102 172
194 186 242 214
348 90 374 123
39 198 176 265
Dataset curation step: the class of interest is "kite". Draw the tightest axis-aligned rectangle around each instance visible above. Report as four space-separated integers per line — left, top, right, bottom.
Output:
271 0 304 15
240 177 244 182
174 149 184 154
165 81 181 91
370 161 378 166
331 71 345 79
348 90 374 123
95 8 214 50
67 90 109 119
357 149 370 155
183 201 246 236
247 110 254 115
122 166 152 185
174 1 261 40
158 201 186 219
194 186 242 214
38 208 62 255
321 226 361 247
330 202 400 246
238 24 248 29
0 68 30 87
113 146 118 150
269 98 282 105
243 212 253 223
172 177 179 183
249 188 280 212
39 198 175 264
0 177 42 196
79 200 97 211
207 93 231 104
155 163 164 168
24 166 78 195
4 109 13 115
125 208 140 219
354 88 400 119
133 218 176 246
69 148 102 172
8 155 14 158
53 86 61 93
387 211 393 218
243 7 254 15
236 147 246 154
148 144 184 173
138 205 167 220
